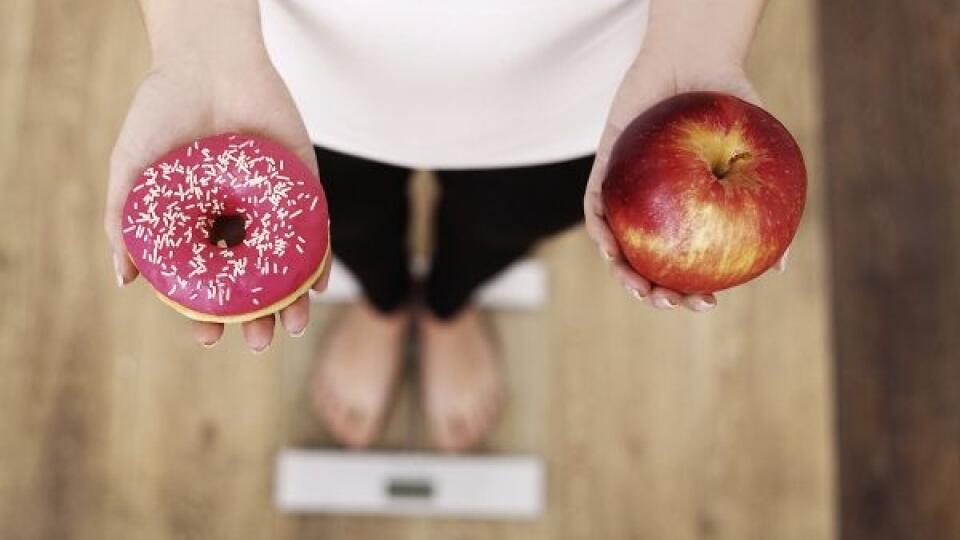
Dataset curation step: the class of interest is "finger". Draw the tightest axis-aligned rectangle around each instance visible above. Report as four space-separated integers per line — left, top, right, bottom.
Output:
290 136 320 179
739 87 763 108
583 134 619 202
105 150 142 287
582 104 638 264
311 256 333 293
279 294 310 337
681 293 717 313
584 210 622 261
744 88 763 108
104 79 194 287
648 287 682 310
192 321 225 348
776 247 790 273
583 186 622 261
110 250 138 288
609 260 652 299
242 314 276 354
727 73 763 108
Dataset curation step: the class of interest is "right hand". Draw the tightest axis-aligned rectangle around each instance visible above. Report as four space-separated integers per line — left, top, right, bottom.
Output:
104 43 329 352
583 49 784 313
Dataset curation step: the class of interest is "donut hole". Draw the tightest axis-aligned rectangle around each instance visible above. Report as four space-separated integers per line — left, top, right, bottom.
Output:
209 215 246 248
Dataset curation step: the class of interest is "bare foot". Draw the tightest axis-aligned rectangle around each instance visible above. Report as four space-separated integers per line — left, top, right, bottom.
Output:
311 301 410 448
419 306 505 452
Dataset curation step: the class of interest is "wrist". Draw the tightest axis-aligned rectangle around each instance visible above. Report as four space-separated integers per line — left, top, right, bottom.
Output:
641 32 747 71
642 0 763 69
142 0 268 70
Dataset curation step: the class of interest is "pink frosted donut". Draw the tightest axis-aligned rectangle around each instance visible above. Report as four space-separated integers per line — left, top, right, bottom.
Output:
121 133 330 323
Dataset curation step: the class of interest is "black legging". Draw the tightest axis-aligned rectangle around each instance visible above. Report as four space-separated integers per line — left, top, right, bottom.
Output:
315 146 592 319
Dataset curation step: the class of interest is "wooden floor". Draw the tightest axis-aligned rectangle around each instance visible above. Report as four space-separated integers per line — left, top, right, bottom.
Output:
821 1 960 539
0 1 835 539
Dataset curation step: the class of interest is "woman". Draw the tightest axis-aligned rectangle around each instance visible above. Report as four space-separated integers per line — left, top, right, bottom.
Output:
105 0 775 451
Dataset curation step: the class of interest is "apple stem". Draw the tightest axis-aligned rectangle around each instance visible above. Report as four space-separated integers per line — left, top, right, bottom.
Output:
713 152 752 180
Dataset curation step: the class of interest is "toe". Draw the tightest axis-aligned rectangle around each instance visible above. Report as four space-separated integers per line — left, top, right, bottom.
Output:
317 389 379 450
324 399 353 445
436 413 475 453
309 374 332 413
338 404 377 449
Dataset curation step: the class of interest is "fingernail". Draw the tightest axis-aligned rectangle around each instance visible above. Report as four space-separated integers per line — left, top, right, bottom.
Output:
290 326 306 338
315 274 330 293
113 254 125 288
694 297 717 311
201 338 220 349
626 287 646 301
252 343 270 355
778 250 790 272
656 297 678 310
600 248 614 261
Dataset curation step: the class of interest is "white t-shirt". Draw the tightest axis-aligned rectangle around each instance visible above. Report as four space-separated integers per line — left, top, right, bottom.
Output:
260 0 649 169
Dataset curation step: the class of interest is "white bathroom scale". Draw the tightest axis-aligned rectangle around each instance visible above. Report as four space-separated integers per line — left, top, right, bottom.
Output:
311 257 548 310
275 449 544 519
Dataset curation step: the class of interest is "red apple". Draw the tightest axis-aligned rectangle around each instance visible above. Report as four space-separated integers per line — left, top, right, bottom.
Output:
602 91 806 294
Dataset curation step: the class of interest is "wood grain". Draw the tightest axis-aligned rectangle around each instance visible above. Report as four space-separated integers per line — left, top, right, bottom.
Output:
0 0 834 539
819 1 960 539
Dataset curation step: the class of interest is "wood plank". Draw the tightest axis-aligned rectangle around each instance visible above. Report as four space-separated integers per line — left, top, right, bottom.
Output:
819 1 960 539
0 0 115 538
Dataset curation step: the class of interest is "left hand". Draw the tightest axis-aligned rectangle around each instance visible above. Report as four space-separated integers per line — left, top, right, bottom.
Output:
583 49 788 312
105 40 329 352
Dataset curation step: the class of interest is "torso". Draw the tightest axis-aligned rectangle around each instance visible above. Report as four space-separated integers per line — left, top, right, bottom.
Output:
261 0 650 168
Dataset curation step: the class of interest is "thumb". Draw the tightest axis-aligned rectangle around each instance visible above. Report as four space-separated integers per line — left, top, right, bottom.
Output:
277 124 319 181
104 148 141 287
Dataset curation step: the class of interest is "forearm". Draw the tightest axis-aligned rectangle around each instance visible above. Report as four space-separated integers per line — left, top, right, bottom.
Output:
138 0 266 65
644 0 767 64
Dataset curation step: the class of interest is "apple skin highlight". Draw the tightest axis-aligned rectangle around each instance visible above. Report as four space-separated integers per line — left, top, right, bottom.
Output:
602 92 807 294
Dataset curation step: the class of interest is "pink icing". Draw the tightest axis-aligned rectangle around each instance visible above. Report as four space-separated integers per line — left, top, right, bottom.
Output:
121 133 329 317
